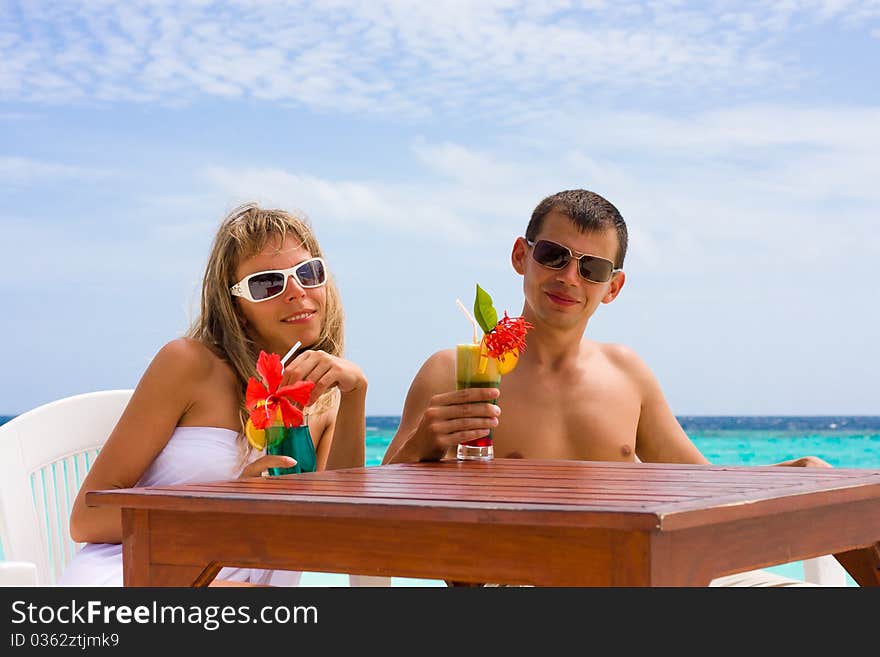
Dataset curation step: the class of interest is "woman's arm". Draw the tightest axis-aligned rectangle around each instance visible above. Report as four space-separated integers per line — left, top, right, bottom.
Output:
68 339 208 544
284 350 367 471
316 385 367 471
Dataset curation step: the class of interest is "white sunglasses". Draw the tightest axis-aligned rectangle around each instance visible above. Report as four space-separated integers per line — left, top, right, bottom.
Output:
230 257 327 303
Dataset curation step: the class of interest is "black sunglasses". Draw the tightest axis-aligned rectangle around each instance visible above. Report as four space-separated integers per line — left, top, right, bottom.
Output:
527 239 620 283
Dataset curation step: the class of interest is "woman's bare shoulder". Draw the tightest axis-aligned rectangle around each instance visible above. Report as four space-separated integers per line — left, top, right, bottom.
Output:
149 338 233 385
140 338 240 429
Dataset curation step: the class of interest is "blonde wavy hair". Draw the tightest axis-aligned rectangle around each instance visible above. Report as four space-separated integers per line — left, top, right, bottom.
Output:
186 202 344 451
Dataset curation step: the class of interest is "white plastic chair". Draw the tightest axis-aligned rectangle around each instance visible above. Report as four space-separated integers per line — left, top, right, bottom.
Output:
0 389 131 586
803 553 847 586
0 390 390 587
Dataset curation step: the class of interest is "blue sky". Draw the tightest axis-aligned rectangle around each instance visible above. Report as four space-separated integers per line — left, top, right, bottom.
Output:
2 1 879 417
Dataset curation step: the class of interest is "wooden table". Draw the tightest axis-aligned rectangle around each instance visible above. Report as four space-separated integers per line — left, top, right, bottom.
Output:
87 459 880 586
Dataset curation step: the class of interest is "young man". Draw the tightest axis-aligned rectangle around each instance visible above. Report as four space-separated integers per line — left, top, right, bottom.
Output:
382 188 838 586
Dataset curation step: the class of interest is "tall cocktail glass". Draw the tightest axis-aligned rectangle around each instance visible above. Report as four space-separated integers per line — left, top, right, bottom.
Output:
455 343 501 461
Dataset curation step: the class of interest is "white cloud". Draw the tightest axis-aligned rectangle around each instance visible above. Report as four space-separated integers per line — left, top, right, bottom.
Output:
0 112 42 120
411 140 528 187
3 1 878 116
187 96 880 271
554 105 880 155
0 156 113 185
547 105 880 220
201 164 478 241
446 102 880 280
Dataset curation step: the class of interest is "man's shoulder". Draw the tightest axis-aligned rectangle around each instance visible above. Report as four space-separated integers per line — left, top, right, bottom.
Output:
406 348 457 392
593 341 641 364
419 347 456 375
592 341 652 376
592 341 659 387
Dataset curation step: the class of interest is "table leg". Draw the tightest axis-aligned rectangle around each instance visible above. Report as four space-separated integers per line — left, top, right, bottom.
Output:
121 509 221 586
833 542 880 587
445 580 484 587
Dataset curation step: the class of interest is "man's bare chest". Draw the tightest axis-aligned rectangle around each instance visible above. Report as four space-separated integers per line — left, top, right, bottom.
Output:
492 377 640 461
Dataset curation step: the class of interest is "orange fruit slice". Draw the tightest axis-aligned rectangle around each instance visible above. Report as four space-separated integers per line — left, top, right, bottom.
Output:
478 338 490 374
245 419 267 450
496 348 520 375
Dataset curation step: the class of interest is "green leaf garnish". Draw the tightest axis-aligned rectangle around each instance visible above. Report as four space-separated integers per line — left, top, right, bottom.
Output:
473 284 498 334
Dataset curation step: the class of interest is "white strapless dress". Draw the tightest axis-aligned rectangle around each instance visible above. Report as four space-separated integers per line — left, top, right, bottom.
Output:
57 426 302 587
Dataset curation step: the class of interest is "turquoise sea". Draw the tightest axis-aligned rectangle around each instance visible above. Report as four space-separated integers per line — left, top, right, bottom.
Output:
3 414 879 586
367 415 880 469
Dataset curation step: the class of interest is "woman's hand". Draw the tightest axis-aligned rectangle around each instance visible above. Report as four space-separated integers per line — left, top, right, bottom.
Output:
283 350 367 404
283 350 367 472
239 454 297 478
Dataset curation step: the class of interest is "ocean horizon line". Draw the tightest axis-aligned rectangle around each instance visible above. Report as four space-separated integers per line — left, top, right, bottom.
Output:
363 414 880 419
3 413 880 432
364 415 880 432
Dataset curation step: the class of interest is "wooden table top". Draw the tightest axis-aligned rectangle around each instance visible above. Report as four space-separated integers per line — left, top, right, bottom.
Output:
89 458 880 533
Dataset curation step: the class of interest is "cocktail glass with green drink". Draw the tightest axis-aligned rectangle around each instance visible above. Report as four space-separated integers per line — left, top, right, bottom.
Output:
455 342 501 460
264 421 317 475
455 285 533 461
244 344 315 476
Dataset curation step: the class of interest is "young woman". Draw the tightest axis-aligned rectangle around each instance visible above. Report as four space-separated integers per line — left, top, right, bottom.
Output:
59 203 367 586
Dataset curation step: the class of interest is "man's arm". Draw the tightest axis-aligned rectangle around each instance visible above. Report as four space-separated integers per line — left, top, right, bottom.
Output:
382 349 500 464
622 346 830 468
610 345 710 465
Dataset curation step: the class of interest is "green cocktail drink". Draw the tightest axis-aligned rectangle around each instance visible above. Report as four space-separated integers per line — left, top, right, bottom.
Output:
455 343 501 461
266 422 317 475
453 284 532 460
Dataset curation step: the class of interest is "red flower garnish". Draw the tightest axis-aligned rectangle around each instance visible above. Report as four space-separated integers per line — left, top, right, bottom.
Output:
245 351 315 429
483 312 533 359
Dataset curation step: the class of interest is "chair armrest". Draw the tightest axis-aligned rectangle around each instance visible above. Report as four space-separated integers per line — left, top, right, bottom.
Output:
0 560 39 586
803 555 848 586
348 574 392 587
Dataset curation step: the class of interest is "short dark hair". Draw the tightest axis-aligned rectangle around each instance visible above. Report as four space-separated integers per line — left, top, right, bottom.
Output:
525 189 628 268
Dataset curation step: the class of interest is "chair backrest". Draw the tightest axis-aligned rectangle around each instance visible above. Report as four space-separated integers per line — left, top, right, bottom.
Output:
0 390 133 585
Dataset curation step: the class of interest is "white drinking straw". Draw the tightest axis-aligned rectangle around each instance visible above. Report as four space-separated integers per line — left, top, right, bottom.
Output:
455 299 480 344
280 341 302 367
